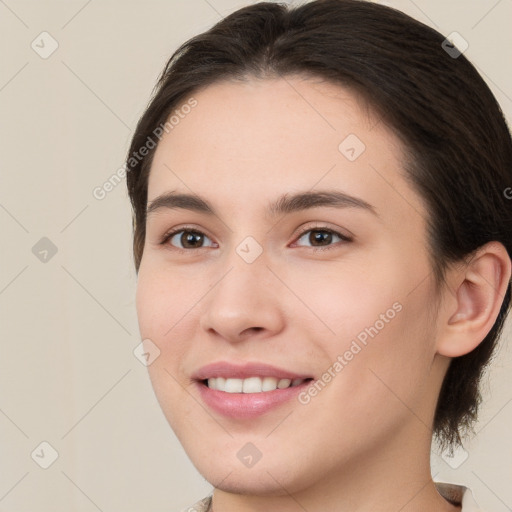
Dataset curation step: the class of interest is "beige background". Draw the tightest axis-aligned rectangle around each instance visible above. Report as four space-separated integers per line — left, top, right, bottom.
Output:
1 0 511 510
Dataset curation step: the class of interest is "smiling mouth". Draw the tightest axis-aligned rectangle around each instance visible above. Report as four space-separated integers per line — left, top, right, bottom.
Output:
202 376 314 393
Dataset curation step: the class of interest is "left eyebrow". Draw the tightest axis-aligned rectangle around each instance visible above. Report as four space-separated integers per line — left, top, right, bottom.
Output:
146 189 379 219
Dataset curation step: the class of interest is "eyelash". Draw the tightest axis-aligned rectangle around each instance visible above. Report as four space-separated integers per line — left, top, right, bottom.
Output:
159 224 352 253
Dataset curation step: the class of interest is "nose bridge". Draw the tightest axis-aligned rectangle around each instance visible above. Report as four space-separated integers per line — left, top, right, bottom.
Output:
199 235 282 339
216 234 270 302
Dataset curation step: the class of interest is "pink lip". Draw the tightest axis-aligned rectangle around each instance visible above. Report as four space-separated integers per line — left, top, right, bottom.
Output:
195 379 313 419
192 361 313 380
191 361 314 419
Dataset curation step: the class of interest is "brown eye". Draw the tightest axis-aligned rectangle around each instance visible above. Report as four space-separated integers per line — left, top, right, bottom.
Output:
177 231 205 249
161 228 215 251
294 227 352 251
308 230 334 246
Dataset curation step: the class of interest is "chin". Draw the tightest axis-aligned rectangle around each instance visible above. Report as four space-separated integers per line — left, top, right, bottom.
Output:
201 467 302 497
185 447 319 497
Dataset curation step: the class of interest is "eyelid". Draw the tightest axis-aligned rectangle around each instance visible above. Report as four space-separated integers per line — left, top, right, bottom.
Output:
159 222 352 252
159 224 217 250
292 222 353 242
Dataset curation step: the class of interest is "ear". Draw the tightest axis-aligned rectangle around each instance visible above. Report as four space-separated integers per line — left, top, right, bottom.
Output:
436 241 511 358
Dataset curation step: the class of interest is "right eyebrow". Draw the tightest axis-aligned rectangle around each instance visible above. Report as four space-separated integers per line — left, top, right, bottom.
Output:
147 191 213 217
146 189 379 220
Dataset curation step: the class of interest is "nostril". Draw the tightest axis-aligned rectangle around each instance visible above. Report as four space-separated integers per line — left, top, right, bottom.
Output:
243 327 263 335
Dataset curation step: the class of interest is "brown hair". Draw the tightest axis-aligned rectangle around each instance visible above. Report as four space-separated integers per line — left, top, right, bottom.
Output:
126 0 512 451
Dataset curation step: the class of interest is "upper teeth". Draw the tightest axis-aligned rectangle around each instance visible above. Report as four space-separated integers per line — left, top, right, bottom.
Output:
207 376 306 393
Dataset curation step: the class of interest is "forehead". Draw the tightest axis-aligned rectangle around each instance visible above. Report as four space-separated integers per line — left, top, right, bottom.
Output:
147 76 426 225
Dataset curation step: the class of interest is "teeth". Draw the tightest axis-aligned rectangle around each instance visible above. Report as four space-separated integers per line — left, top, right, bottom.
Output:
262 376 279 392
207 376 307 393
243 377 262 393
225 378 243 393
277 378 291 389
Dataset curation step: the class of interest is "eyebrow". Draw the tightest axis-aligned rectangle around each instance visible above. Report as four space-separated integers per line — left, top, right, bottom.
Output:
146 189 378 219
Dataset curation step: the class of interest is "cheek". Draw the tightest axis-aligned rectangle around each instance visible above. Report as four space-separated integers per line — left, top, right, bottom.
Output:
135 263 200 404
283 257 404 343
291 256 436 401
135 264 202 431
135 261 201 341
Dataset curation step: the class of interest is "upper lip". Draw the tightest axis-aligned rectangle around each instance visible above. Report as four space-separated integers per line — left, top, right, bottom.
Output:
192 361 313 381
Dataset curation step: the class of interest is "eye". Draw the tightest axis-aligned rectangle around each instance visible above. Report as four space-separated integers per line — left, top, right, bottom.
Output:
159 224 352 253
292 225 352 251
160 226 216 252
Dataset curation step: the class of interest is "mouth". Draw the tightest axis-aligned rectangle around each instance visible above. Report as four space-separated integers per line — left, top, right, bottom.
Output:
192 361 315 418
201 376 314 393
195 376 315 419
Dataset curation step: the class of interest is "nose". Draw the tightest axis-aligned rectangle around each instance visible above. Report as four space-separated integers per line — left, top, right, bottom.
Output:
198 251 285 343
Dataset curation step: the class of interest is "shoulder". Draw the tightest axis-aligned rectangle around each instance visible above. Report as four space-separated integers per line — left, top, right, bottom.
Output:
435 481 484 511
180 487 484 512
179 495 212 512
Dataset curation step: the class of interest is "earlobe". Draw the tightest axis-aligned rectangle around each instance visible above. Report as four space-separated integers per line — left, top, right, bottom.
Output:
436 241 511 358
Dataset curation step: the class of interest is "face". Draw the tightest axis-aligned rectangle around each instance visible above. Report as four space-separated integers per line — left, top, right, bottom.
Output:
136 76 447 495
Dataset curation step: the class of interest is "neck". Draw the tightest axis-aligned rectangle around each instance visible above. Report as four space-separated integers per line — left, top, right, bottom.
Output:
210 422 461 512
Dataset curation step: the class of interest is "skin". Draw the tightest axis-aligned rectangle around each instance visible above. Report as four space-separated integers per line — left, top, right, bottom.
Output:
135 76 511 512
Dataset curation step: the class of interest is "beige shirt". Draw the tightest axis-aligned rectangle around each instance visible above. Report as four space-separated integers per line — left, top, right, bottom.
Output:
181 482 483 511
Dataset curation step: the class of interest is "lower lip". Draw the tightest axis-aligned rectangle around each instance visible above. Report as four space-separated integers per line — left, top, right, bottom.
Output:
195 380 313 419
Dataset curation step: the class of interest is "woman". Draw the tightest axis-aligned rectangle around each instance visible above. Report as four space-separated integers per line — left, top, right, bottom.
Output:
126 1 512 510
